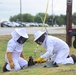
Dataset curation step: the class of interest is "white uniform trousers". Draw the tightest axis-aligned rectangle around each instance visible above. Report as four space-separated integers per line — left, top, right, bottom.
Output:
51 49 74 65
6 57 28 71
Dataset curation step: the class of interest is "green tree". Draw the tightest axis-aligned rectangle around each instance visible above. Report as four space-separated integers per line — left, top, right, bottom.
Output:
22 13 34 22
73 13 76 25
9 13 34 22
9 12 68 26
34 13 48 23
46 15 52 26
56 15 66 26
9 14 21 22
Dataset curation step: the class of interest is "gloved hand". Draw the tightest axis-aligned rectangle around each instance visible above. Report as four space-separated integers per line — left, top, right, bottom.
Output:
7 52 14 69
10 61 14 69
36 57 46 63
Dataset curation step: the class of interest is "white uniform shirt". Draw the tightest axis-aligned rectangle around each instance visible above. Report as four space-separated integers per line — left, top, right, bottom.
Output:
5 30 23 60
41 35 69 59
6 39 23 59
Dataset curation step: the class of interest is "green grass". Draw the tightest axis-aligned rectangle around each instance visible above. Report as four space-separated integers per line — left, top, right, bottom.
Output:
0 34 76 75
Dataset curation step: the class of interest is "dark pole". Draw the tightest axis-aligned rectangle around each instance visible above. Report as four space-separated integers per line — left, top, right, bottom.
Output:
20 0 22 25
66 0 72 47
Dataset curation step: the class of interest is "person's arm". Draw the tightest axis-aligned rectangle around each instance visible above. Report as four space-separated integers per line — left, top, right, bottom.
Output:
6 52 14 69
41 39 54 59
20 51 25 59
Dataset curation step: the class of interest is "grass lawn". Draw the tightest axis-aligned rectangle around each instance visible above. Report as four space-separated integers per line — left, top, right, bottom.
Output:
0 34 76 75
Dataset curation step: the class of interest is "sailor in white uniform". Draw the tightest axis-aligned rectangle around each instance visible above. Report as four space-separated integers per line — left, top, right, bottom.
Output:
34 31 76 67
3 28 28 72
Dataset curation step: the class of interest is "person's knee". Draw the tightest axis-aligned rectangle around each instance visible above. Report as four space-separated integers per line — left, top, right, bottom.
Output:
14 65 21 70
23 61 28 67
23 61 28 66
26 61 28 66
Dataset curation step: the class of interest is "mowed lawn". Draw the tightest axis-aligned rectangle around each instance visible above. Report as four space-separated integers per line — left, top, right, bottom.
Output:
0 34 76 75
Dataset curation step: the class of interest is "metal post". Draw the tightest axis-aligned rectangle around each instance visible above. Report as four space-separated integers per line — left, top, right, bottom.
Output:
66 0 72 47
52 0 53 26
20 0 22 25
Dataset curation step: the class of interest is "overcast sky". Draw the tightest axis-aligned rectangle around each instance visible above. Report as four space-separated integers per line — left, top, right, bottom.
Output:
0 0 76 21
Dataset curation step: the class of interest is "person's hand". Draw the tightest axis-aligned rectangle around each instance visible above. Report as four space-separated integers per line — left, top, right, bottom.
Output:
10 61 14 69
37 57 46 63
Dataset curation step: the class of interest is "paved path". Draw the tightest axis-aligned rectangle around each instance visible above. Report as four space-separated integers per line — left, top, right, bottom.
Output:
0 27 66 35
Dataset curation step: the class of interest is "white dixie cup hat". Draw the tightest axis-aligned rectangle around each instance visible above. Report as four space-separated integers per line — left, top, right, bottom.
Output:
34 31 46 41
15 28 28 38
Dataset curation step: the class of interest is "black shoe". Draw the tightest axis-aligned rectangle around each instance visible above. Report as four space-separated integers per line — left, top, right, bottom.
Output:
71 54 76 63
53 62 58 67
3 62 9 72
67 55 70 58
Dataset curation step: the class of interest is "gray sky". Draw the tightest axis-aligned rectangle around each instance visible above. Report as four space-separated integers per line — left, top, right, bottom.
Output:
0 0 76 21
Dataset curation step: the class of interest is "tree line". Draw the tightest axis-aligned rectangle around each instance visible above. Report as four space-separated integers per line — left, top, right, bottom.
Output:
9 12 76 26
